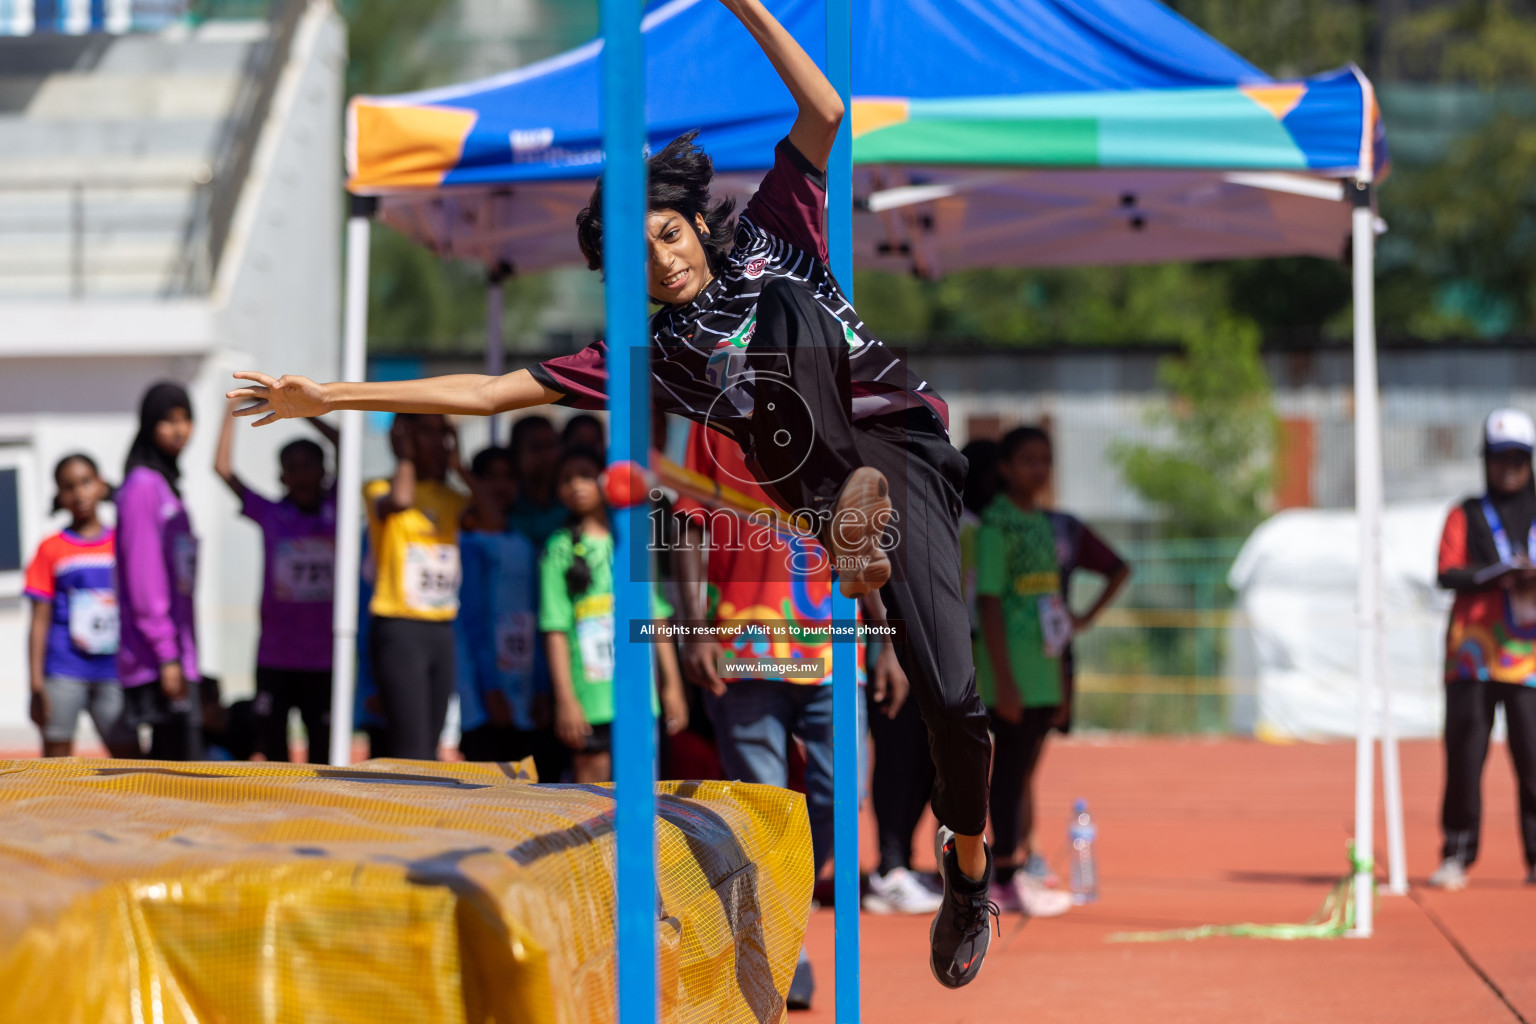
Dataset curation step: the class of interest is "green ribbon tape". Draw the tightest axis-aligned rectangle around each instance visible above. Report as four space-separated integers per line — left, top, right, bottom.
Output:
1108 844 1373 944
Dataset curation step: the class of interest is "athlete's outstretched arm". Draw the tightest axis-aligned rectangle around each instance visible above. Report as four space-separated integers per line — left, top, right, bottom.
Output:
719 0 844 169
226 368 563 426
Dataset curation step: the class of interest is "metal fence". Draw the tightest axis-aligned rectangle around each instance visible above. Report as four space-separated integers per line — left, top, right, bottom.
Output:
1071 537 1246 734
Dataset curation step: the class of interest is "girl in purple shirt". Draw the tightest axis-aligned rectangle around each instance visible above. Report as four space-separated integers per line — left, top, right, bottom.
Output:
215 399 340 762
115 381 202 760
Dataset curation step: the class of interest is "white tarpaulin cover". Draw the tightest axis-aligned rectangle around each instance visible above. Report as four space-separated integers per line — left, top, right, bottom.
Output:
1228 503 1454 741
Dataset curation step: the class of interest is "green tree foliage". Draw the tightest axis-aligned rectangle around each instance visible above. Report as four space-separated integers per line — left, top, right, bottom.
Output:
1381 1 1536 335
342 0 598 353
1166 0 1366 78
1112 317 1278 537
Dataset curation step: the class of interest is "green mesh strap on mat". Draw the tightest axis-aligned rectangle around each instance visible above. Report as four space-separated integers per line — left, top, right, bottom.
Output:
1108 843 1375 944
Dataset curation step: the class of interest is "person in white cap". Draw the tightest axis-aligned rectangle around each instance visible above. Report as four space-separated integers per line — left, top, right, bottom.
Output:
1431 409 1536 890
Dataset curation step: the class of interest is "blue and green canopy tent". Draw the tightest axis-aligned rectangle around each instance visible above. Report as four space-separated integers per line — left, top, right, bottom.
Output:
346 0 1386 274
330 0 1407 921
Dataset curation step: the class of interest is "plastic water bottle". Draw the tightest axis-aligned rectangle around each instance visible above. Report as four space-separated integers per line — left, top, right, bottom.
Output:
1069 799 1099 905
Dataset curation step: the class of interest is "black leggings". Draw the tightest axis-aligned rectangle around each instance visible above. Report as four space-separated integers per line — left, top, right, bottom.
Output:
369 617 456 761
870 685 936 874
988 707 1057 872
744 278 991 836
121 676 204 761
1441 679 1536 868
253 667 332 763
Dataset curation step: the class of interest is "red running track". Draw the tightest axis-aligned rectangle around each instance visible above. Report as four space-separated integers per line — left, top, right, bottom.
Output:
802 736 1534 1023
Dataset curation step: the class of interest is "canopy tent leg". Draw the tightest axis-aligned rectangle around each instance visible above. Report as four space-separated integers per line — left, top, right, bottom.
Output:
1349 180 1395 933
600 0 656 1021
485 266 508 449
1381 661 1409 895
328 196 375 767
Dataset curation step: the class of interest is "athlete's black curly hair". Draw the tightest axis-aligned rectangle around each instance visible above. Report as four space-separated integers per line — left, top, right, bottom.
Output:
575 130 737 277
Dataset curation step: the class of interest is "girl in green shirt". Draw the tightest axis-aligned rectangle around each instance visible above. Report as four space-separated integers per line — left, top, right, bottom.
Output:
975 427 1074 919
540 446 686 783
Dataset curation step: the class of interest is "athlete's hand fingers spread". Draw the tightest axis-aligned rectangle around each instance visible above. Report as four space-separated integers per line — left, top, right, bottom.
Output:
231 396 270 417
253 412 279 427
231 370 277 388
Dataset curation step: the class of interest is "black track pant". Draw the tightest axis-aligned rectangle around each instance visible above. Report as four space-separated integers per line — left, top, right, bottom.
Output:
989 707 1057 871
869 687 936 874
253 667 333 764
1441 678 1536 869
742 278 991 836
121 677 204 761
370 617 456 761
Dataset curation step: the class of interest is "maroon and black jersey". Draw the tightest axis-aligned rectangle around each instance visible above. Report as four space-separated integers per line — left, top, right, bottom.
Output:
529 138 947 441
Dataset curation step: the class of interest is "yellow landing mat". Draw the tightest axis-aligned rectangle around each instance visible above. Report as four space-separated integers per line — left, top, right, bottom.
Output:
0 758 812 1024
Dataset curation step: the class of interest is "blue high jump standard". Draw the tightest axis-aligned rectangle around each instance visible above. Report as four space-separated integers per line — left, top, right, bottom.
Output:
605 1 860 1020
601 1 655 1023
825 0 860 1022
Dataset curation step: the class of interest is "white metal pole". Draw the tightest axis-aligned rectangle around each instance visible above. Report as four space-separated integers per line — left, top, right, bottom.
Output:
1380 627 1409 895
328 201 373 767
485 269 506 449
1349 180 1381 934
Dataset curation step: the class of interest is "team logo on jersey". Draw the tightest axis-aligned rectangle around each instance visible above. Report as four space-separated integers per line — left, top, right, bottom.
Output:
742 257 769 280
843 321 866 351
726 313 758 349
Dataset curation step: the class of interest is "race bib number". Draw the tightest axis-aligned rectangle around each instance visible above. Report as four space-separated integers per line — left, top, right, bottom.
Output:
403 543 461 613
1039 594 1073 658
574 593 615 683
274 537 335 603
496 610 536 674
68 589 119 656
173 534 197 596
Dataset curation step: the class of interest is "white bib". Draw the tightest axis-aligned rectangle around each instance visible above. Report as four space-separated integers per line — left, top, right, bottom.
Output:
173 534 197 596
1038 593 1073 658
496 610 537 674
403 543 461 613
574 593 615 683
68 588 119 656
273 537 335 603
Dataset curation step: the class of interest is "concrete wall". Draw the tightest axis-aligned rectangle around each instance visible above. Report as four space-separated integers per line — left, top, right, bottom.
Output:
0 4 344 746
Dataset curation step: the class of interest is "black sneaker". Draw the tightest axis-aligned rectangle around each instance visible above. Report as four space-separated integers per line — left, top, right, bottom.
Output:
929 825 1000 989
786 956 814 1011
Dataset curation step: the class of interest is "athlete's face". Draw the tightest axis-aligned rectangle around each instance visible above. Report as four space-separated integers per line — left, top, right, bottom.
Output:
55 459 107 523
1488 450 1533 495
646 209 713 306
281 450 326 510
154 407 193 458
557 457 605 517
477 456 518 510
1004 439 1053 499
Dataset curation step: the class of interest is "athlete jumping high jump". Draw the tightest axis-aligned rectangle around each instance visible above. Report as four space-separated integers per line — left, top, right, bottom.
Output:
228 0 998 988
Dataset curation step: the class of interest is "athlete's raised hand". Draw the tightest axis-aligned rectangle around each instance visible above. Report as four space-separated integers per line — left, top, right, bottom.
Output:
715 0 842 169
226 372 329 426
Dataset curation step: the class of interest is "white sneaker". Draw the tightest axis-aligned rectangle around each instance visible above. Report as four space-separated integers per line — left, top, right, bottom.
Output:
989 879 1022 914
1428 857 1468 891
864 866 944 914
1022 852 1061 888
1014 873 1073 917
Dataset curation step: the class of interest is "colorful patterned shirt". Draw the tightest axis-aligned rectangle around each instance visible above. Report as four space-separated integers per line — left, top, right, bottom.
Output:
24 528 118 682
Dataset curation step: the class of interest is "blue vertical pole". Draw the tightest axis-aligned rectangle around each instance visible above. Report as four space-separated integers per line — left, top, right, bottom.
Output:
601 2 655 1023
825 1 860 1022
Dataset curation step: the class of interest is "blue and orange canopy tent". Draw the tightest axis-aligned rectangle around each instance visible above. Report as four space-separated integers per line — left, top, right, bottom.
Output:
345 0 1386 274
326 3 1405 990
